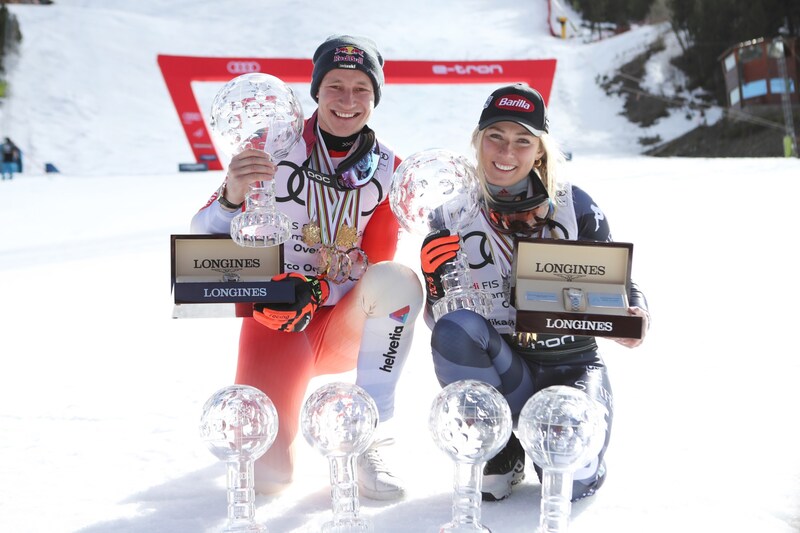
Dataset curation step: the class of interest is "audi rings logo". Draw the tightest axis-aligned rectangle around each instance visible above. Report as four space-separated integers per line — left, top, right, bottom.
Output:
227 61 261 74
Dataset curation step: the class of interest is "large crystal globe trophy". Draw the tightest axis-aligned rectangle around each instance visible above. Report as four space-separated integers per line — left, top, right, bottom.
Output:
210 72 304 247
518 386 607 533
199 385 279 533
390 149 493 321
429 380 512 533
301 382 379 533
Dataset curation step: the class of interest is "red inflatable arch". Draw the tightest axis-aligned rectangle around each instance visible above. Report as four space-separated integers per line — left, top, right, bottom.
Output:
157 55 557 170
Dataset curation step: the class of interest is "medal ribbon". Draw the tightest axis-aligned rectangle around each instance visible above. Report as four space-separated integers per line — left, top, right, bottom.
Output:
306 130 361 247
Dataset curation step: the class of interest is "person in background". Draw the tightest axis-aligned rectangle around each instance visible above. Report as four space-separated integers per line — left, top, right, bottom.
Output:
420 83 650 502
2 137 19 180
191 35 422 501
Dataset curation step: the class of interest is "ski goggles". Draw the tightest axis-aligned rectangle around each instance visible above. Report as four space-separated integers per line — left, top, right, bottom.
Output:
484 194 554 235
279 138 381 192
282 128 382 191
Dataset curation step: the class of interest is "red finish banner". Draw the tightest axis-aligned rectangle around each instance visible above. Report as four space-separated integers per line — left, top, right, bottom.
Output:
157 55 557 170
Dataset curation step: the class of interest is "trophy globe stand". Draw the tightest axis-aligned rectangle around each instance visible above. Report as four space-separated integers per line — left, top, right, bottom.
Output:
518 386 607 533
301 382 379 533
199 385 279 533
429 380 512 533
390 148 493 321
210 72 304 247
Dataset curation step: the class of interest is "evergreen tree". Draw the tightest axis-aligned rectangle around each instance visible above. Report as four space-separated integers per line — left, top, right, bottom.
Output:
570 0 656 31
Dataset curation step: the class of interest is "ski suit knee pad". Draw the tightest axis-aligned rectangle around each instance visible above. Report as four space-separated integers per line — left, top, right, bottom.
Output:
357 261 423 318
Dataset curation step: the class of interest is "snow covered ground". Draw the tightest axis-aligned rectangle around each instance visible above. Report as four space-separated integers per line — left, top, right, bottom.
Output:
1 1 798 532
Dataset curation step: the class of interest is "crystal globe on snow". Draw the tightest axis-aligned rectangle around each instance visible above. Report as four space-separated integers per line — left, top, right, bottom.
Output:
210 72 303 247
389 149 492 321
199 384 279 533
429 380 512 533
301 382 378 533
518 386 607 533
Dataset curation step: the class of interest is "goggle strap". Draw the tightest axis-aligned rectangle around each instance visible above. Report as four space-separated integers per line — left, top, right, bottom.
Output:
334 126 376 173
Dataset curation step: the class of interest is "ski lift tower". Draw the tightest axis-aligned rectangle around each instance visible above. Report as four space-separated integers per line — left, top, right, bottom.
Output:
769 36 798 157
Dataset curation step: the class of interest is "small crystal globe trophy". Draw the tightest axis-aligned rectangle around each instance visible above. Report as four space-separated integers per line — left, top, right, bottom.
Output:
301 382 379 533
210 72 304 247
518 386 607 533
199 385 279 533
390 149 493 321
429 380 512 533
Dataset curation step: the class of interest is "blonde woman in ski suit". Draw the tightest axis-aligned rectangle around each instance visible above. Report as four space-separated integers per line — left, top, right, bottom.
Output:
419 83 650 502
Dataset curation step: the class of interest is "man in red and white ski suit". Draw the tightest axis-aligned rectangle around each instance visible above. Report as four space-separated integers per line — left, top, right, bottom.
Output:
191 35 422 500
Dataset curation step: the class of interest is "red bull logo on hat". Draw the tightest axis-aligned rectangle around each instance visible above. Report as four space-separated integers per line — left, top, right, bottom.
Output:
334 46 365 57
496 95 533 112
333 45 365 66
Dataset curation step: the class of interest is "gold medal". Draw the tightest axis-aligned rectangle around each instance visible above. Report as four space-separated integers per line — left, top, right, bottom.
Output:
302 223 321 246
335 224 359 249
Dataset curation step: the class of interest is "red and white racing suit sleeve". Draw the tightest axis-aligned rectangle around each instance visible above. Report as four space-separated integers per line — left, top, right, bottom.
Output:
189 186 238 234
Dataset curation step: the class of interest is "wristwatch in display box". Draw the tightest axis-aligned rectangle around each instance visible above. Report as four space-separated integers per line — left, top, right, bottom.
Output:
511 238 643 339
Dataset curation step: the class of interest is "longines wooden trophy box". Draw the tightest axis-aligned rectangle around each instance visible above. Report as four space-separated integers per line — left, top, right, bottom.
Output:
170 234 291 318
511 238 643 339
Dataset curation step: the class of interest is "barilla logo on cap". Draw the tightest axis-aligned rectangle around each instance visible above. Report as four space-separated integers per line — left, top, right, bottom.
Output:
495 95 533 112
